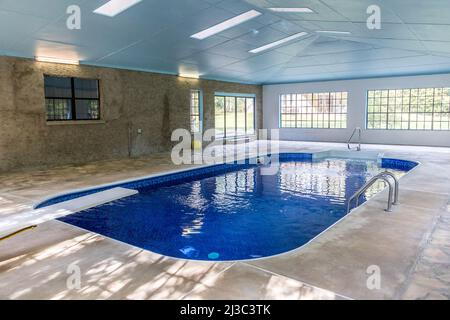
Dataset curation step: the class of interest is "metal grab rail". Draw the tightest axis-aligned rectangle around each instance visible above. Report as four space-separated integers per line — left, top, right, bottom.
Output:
347 172 398 213
380 171 400 205
347 127 362 151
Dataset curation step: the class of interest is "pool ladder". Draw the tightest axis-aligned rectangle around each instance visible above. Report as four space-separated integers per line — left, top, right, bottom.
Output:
347 171 399 214
347 127 362 151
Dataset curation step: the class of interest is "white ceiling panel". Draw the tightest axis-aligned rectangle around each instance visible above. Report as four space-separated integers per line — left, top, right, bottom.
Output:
1 0 450 84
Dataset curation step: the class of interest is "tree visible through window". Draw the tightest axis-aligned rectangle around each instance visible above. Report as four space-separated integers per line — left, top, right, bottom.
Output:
367 88 450 130
280 92 347 128
214 94 255 138
45 75 100 121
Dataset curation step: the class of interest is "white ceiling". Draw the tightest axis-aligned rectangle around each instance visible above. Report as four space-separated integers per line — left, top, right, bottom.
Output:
1 0 450 84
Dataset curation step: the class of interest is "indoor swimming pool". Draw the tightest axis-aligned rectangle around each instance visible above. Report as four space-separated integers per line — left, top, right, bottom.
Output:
37 153 417 261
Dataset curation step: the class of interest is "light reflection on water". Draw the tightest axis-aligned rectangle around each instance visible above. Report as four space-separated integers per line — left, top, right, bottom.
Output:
60 158 408 261
180 158 405 243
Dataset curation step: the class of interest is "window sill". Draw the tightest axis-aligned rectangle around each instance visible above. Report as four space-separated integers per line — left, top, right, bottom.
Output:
46 120 106 126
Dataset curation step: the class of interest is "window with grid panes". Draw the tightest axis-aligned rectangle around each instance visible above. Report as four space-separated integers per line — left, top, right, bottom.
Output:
367 88 450 130
280 92 347 128
190 90 202 133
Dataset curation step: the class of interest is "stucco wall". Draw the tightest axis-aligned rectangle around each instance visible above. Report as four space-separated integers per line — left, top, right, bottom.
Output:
0 56 262 171
263 74 450 147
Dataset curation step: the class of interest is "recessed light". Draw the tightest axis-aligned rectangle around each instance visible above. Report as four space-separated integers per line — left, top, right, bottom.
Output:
191 10 262 40
316 30 351 35
249 32 308 54
268 8 314 13
93 0 142 17
35 56 79 65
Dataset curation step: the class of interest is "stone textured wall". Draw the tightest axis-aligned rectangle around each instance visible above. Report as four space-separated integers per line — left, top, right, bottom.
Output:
0 56 262 171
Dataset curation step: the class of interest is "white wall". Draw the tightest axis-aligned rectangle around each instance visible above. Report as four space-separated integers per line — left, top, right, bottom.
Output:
263 74 450 147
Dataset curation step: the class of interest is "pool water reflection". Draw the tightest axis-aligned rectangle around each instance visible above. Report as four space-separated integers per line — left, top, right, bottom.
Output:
59 158 411 261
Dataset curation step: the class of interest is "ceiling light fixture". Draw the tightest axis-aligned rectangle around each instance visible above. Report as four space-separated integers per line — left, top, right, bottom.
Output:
267 8 314 13
93 0 142 17
179 73 200 79
316 30 351 35
249 32 308 54
190 10 262 40
35 56 79 65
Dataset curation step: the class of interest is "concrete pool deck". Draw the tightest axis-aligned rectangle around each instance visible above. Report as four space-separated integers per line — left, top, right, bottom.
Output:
0 141 449 300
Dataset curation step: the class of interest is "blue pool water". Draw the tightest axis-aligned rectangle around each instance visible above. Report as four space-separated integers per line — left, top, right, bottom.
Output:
57 155 416 261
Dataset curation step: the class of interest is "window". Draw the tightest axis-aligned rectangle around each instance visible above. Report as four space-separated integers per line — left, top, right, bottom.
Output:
214 94 255 138
190 90 202 133
45 75 100 121
367 88 450 130
280 92 347 128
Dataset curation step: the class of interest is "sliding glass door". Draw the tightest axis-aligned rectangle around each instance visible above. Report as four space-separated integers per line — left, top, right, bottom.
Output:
225 96 236 138
215 94 255 139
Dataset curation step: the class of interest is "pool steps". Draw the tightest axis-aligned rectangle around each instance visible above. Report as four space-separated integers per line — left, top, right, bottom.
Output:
313 150 383 162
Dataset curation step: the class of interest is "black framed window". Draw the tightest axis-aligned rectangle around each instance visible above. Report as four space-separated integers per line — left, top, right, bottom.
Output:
45 75 100 121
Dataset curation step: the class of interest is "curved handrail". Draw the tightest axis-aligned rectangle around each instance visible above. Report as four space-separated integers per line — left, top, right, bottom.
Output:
347 173 395 213
380 171 400 205
347 127 362 151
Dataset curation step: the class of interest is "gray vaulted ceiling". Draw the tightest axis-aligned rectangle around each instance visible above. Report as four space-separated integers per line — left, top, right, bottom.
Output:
1 0 450 84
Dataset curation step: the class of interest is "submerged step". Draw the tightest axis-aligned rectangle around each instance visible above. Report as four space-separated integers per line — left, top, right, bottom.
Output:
0 187 138 237
313 149 383 162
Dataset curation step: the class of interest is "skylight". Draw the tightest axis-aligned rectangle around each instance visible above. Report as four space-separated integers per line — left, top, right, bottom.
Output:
190 10 262 40
249 32 308 54
316 30 352 35
267 8 314 13
93 0 142 17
